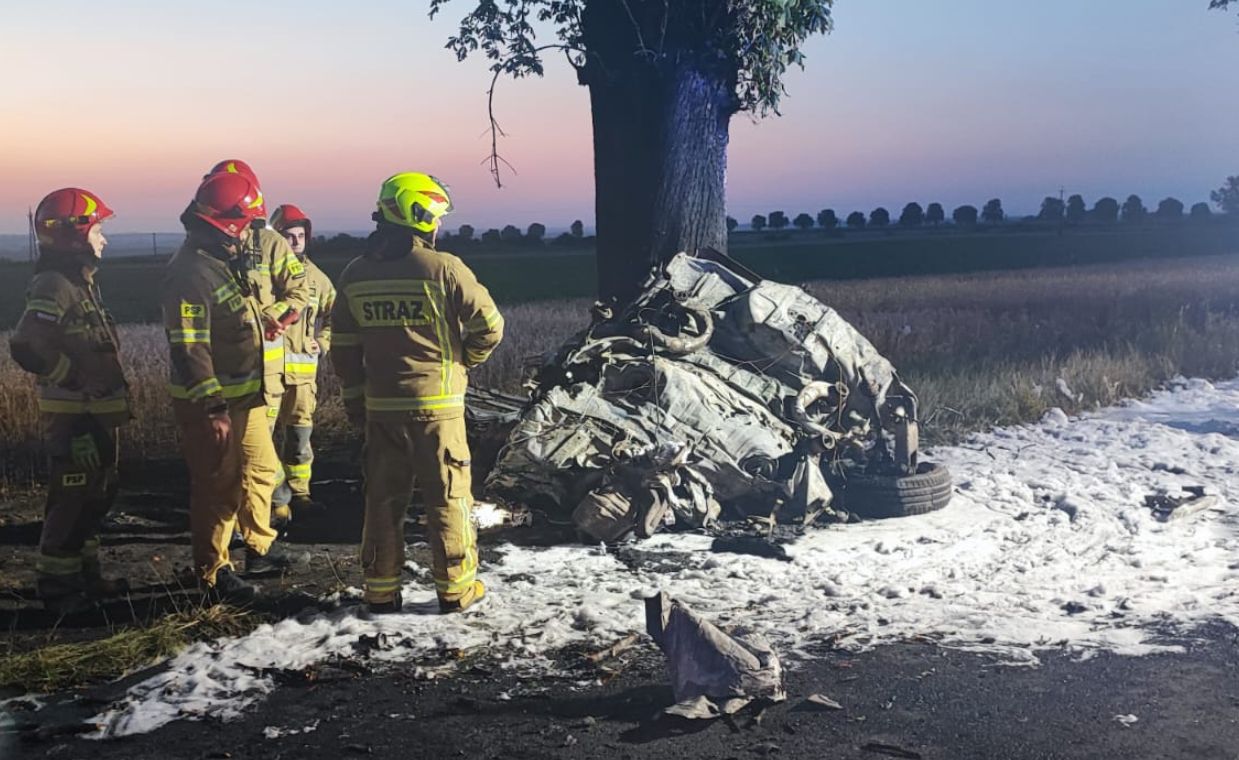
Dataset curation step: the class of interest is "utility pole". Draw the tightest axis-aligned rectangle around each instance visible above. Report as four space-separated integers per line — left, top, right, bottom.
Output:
151 232 157 257
1057 186 1066 237
27 207 37 263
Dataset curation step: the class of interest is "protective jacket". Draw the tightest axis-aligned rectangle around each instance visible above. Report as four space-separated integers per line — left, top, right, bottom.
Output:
9 252 130 427
282 258 335 384
161 238 266 411
332 233 503 419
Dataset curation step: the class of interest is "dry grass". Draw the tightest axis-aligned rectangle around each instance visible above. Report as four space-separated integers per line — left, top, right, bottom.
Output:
0 605 256 693
2 255 1239 478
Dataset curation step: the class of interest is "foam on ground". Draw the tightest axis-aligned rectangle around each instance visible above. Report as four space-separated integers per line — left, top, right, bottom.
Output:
91 378 1239 737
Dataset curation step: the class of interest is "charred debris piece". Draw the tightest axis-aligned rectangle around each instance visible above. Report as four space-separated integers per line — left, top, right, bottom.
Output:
480 249 952 542
645 591 785 719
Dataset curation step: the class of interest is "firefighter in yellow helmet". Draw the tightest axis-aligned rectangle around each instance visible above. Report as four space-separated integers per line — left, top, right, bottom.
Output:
269 204 335 514
161 172 297 603
332 173 503 614
204 160 310 528
10 188 131 614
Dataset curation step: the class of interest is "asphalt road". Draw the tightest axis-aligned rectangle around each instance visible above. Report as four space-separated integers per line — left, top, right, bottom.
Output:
7 622 1238 760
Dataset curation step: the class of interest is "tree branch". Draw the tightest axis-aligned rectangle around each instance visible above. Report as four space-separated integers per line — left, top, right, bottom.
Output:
483 43 580 188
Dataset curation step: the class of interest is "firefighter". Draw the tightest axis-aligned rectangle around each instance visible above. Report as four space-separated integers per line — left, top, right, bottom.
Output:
204 160 309 527
161 172 295 602
332 173 503 614
269 204 335 514
10 188 130 614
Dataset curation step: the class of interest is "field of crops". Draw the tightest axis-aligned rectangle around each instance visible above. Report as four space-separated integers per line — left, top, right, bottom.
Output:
3 252 1239 489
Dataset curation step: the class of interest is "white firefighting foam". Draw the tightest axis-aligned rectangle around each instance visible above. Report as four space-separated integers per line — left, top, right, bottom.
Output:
91 378 1239 737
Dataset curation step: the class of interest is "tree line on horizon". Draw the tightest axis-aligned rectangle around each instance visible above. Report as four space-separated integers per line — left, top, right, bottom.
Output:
307 176 1239 255
734 176 1239 233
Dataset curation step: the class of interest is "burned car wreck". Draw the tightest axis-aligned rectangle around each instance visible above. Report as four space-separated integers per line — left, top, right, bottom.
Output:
479 250 952 542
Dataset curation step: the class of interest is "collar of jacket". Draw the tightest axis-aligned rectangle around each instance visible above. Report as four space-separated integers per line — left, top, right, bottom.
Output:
35 250 95 283
185 230 239 265
366 224 436 260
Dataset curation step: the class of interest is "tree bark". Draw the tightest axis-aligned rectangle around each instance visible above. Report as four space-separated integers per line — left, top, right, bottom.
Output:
582 0 734 304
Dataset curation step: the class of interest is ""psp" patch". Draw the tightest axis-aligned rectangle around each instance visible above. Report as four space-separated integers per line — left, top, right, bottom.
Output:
181 303 206 319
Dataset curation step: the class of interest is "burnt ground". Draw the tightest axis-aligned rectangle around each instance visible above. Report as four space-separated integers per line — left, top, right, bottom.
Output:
3 458 1239 759
5 624 1239 760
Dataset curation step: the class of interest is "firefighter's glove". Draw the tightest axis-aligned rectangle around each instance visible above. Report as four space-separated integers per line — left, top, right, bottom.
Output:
70 432 101 471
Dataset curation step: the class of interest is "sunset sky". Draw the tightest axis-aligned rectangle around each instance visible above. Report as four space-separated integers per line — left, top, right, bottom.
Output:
2 0 1236 234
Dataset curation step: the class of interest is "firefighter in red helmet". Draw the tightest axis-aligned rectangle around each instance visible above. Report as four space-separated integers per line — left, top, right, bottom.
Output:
10 188 131 614
161 173 295 602
269 204 335 514
204 160 309 530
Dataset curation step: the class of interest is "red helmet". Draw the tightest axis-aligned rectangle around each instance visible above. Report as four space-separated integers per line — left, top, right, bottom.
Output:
271 204 312 239
205 159 266 217
192 173 265 238
35 188 115 253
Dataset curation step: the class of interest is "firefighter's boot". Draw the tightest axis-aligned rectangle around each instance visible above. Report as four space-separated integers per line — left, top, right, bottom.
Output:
37 573 95 616
439 580 486 614
200 567 257 606
367 591 403 615
244 542 300 576
81 537 129 598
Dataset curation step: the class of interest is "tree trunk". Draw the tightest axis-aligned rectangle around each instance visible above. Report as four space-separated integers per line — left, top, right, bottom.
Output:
582 1 734 304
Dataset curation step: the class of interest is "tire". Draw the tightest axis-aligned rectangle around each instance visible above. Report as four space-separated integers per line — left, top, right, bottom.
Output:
840 462 953 519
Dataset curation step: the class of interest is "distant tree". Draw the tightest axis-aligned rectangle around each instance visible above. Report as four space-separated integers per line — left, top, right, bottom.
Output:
1190 202 1213 220
751 214 768 232
726 216 738 233
1121 195 1147 223
526 222 547 242
481 228 501 244
1038 196 1065 222
870 207 891 228
570 219 585 238
457 224 475 242
500 224 523 242
817 209 839 230
553 232 576 245
793 212 814 230
846 211 866 229
899 202 924 227
952 205 978 226
1211 176 1239 214
1212 1 1234 14
1155 197 1184 220
925 202 945 226
768 211 789 230
1065 194 1086 223
981 198 1004 223
1092 197 1120 224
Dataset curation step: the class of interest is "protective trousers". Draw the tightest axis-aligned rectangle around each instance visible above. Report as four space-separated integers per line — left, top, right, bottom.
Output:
272 382 316 507
362 415 477 605
264 355 287 509
36 415 119 595
174 401 279 584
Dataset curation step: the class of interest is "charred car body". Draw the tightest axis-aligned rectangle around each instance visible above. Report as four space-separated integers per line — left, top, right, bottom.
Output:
483 250 951 541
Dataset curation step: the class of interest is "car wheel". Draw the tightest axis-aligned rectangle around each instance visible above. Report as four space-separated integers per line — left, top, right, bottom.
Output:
841 461 952 519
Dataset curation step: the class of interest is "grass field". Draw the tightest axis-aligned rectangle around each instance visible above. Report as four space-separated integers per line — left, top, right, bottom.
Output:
3 253 1239 488
1 224 1234 326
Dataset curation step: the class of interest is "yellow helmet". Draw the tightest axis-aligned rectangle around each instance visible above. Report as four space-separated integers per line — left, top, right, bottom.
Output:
376 172 454 233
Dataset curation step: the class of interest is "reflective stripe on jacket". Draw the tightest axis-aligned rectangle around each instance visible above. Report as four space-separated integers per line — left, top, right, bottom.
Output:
282 258 335 385
331 235 503 419
9 254 131 427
